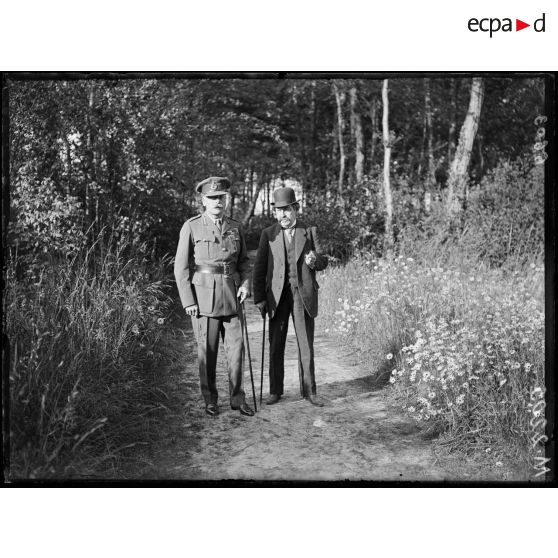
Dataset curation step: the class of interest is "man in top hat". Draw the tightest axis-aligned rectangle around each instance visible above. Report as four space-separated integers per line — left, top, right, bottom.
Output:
253 187 329 406
174 176 254 417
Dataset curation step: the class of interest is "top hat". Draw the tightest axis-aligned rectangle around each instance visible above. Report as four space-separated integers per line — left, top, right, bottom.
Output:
196 176 231 196
271 187 300 208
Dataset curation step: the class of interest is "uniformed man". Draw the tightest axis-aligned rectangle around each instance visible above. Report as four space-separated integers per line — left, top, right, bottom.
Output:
253 187 328 406
174 177 254 417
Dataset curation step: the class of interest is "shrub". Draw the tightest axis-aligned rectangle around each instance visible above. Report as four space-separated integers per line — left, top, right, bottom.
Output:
304 182 385 261
4 232 174 478
397 158 544 268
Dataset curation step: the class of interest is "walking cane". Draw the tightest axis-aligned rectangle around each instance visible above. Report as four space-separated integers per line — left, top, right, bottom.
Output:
298 357 304 398
241 301 258 412
260 314 266 407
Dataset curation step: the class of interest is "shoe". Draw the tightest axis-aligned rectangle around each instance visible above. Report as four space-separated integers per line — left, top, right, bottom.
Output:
307 395 324 407
265 394 281 405
238 403 255 416
205 403 219 416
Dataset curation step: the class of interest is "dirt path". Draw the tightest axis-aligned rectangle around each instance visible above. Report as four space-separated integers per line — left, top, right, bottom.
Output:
133 297 464 482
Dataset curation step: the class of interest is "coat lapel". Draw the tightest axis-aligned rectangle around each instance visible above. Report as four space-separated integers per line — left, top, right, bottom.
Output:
270 223 285 264
294 223 307 262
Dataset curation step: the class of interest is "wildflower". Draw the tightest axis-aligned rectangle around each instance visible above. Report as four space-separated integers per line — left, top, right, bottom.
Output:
386 353 393 360
428 392 436 399
462 382 469 390
422 371 431 381
408 406 415 413
148 306 155 312
157 318 165 325
456 394 465 405
495 461 503 467
124 304 132 311
485 447 492 454
131 324 140 335
389 376 396 384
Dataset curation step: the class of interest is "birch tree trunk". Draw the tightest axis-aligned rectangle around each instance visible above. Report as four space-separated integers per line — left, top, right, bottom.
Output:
350 86 365 183
333 83 346 194
369 98 378 170
85 84 97 229
446 77 485 218
447 78 458 163
382 79 394 257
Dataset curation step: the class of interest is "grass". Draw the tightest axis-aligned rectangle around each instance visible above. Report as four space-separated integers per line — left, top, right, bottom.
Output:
4 233 179 479
318 253 544 479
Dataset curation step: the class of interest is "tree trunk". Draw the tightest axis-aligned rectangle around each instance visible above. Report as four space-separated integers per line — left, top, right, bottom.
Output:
447 78 458 162
309 80 318 188
424 78 436 189
381 79 394 257
446 77 485 218
85 84 97 229
241 180 264 227
369 98 378 171
333 83 346 194
350 86 365 183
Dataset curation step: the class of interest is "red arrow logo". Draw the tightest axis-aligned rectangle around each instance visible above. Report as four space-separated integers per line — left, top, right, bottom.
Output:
516 19 530 31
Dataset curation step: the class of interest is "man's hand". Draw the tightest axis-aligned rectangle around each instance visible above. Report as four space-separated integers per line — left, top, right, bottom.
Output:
305 250 317 269
256 300 267 318
237 286 250 303
185 304 199 317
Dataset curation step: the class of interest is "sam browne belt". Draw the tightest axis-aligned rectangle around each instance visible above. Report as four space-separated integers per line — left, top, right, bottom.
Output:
194 263 237 277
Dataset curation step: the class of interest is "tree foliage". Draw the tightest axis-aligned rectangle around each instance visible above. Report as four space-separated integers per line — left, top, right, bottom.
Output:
7 75 545 260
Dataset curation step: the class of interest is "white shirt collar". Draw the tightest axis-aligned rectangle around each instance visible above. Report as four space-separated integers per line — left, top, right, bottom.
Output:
206 213 225 225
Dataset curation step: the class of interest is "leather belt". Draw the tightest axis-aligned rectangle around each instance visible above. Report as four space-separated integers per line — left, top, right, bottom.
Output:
194 263 236 277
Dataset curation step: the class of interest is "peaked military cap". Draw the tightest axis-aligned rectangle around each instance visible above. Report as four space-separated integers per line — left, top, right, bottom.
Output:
196 176 231 196
271 187 300 208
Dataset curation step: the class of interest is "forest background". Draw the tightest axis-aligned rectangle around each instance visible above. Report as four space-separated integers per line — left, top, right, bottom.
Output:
2 75 549 479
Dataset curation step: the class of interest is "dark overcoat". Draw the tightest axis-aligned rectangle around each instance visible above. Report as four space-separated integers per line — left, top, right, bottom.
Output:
253 220 328 319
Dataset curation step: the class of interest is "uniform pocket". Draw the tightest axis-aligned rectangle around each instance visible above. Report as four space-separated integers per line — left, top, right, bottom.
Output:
192 272 215 314
195 233 216 258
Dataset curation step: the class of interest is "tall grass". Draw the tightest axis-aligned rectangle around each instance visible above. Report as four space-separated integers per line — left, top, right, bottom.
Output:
4 233 175 478
318 254 544 477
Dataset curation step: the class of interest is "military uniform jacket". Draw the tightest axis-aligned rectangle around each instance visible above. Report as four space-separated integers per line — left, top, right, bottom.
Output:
174 213 251 317
253 220 328 319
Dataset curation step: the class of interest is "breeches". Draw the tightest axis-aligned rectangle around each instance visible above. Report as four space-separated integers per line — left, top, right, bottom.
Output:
269 285 316 397
191 314 246 407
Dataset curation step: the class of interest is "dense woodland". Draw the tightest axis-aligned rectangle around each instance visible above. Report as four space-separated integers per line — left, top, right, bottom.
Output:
7 76 545 261
3 75 547 478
